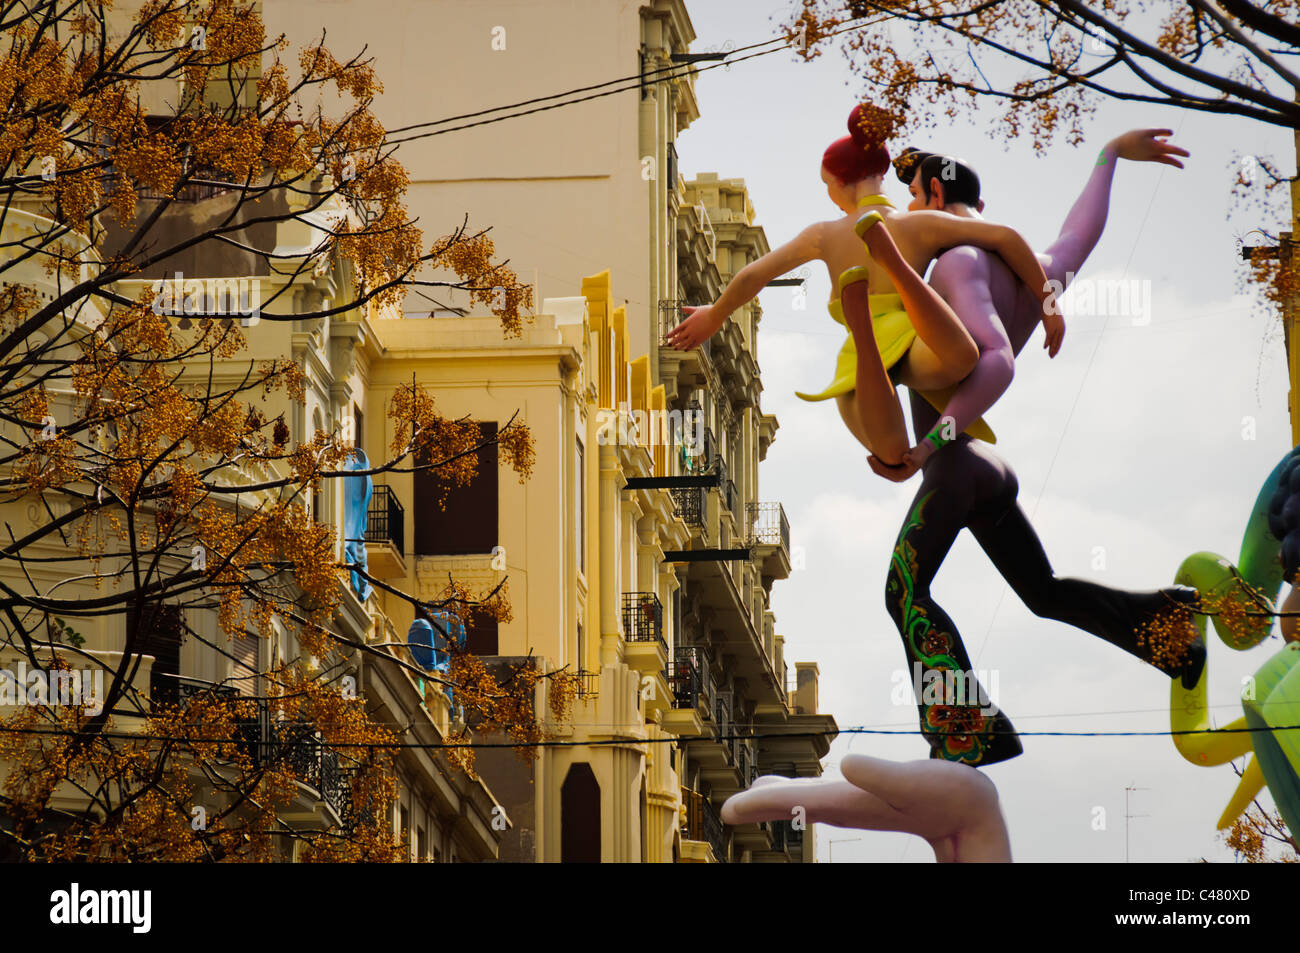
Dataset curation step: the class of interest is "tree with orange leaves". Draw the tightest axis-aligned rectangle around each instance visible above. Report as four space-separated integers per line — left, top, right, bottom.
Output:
0 0 574 861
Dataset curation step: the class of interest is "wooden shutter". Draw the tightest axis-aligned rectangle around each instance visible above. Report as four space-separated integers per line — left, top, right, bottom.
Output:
127 603 183 707
413 421 498 556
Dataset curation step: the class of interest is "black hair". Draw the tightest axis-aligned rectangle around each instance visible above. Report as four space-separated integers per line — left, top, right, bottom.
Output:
892 147 981 207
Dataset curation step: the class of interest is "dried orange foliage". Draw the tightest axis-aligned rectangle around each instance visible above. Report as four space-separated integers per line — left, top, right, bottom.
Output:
781 1 1299 150
0 672 401 861
1223 802 1298 863
390 380 535 496
430 230 535 336
0 0 562 861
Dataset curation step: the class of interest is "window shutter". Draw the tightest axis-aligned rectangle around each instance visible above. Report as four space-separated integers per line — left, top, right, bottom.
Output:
127 603 184 707
413 421 498 556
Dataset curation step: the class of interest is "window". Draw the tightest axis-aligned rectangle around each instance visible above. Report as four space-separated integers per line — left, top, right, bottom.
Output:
416 825 426 862
126 603 184 708
415 604 497 656
413 421 498 555
399 805 410 861
352 402 364 452
312 410 324 519
464 606 498 655
577 622 585 674
576 438 585 575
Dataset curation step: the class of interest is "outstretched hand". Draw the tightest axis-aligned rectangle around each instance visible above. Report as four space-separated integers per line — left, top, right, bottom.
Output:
1109 128 1188 168
664 305 723 351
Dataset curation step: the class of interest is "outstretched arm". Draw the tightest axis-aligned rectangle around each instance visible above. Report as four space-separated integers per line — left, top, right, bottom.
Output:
1042 128 1188 287
665 221 823 351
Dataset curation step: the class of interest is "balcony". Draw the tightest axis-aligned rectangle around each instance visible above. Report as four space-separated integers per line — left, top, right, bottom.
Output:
732 818 772 854
364 485 407 578
249 715 359 827
149 677 359 827
723 477 738 525
766 818 805 862
735 737 756 789
621 592 665 649
621 592 668 683
747 501 791 581
134 164 240 203
662 647 705 737
689 686 734 771
658 299 711 364
680 787 727 863
670 484 707 538
159 673 239 710
756 663 838 778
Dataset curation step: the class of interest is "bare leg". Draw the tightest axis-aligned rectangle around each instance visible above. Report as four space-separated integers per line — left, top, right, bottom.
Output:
835 391 874 453
842 279 909 465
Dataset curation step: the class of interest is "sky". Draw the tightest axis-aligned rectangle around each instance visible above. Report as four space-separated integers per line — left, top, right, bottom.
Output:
675 0 1297 863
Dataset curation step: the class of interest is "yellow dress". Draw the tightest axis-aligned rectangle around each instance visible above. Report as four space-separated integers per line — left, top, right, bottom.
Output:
794 195 995 444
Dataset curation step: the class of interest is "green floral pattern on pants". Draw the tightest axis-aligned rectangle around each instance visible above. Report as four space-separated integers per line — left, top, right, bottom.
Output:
887 490 1000 764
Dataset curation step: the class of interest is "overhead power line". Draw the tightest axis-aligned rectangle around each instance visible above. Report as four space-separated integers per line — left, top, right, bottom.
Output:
381 15 888 148
0 721 1293 750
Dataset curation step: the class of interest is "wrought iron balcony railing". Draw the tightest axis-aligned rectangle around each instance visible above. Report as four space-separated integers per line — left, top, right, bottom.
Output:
677 421 717 477
621 592 664 649
682 787 727 862
747 501 790 554
770 817 803 853
659 300 711 361
667 647 702 709
736 738 754 788
365 485 406 554
670 484 706 530
159 673 239 710
714 690 733 763
239 709 357 825
574 669 600 698
134 165 241 202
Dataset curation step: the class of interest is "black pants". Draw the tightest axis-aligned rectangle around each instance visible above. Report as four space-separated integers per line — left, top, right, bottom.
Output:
885 428 1193 767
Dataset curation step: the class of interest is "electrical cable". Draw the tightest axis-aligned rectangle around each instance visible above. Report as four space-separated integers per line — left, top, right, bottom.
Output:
381 15 888 148
0 720 1294 750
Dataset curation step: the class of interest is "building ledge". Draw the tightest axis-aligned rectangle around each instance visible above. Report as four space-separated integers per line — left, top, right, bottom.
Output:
678 839 716 863
660 707 704 737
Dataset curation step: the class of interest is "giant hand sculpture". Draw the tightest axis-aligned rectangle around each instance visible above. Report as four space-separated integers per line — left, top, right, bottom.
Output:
719 753 1012 862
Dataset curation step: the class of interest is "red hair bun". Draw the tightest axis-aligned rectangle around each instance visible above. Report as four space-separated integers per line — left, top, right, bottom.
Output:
823 102 895 183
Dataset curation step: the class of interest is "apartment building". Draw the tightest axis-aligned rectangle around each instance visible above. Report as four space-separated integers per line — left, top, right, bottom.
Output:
251 0 839 862
0 177 506 860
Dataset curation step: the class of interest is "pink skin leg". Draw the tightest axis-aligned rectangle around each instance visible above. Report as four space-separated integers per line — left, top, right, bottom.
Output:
720 754 1012 863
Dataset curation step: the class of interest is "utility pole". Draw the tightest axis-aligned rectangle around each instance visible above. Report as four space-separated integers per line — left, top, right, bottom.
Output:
1125 785 1149 863
1241 97 1300 443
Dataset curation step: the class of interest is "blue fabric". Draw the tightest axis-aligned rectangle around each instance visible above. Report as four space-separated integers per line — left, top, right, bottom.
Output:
343 449 372 601
408 612 466 717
